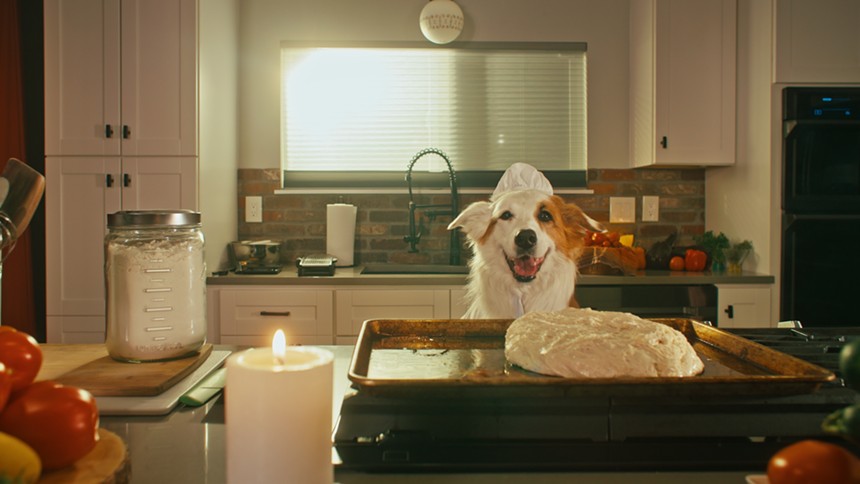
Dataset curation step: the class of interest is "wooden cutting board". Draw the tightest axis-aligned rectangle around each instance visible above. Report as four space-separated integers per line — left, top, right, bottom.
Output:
36 344 213 397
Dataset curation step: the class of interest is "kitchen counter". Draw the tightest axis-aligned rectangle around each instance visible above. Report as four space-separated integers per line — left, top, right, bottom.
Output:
100 346 758 483
207 265 774 286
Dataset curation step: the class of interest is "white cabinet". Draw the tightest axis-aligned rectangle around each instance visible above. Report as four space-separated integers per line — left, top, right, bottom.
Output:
716 284 772 328
44 0 199 343
44 0 197 157
630 0 736 167
335 289 452 344
775 0 860 83
45 157 197 343
213 288 334 347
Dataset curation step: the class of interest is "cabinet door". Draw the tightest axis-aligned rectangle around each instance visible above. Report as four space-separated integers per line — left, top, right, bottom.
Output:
631 0 736 167
46 157 122 323
121 158 198 211
716 284 772 328
336 289 451 338
120 0 198 156
44 0 121 156
775 0 860 83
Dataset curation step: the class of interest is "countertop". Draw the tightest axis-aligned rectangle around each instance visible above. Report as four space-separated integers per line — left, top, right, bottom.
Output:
99 345 759 483
207 265 775 286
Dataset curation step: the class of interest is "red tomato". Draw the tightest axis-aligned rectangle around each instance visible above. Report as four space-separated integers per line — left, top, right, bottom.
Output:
0 326 43 392
0 380 99 470
684 249 707 272
669 256 685 271
767 440 860 484
0 361 11 412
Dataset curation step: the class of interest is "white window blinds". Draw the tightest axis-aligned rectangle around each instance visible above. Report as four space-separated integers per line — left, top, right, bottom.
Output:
281 43 587 185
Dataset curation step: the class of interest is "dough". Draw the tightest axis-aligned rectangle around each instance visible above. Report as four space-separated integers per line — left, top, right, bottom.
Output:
505 307 704 378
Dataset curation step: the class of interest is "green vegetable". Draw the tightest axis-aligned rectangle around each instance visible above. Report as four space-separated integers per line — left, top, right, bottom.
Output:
823 404 860 442
840 338 860 391
694 231 730 266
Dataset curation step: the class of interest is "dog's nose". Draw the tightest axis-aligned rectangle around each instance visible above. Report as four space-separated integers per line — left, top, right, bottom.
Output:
515 229 537 250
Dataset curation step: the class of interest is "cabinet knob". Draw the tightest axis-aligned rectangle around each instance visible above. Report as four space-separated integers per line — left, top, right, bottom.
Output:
660 136 668 149
122 125 131 139
724 305 734 319
105 124 114 138
106 174 114 188
123 174 131 187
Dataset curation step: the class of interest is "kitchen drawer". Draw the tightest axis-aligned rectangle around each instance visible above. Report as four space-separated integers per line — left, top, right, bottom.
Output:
336 288 451 337
218 288 334 346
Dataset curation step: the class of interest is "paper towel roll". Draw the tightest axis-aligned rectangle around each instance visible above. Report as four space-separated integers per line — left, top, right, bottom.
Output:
326 203 357 266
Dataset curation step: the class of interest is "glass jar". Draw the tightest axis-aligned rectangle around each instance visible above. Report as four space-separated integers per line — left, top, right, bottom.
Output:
105 210 206 362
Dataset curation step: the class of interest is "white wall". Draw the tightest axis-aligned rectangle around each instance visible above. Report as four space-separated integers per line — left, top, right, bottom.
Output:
705 0 773 276
237 0 632 170
200 0 240 273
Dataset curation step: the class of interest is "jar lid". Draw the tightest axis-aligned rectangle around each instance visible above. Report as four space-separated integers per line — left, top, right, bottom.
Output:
107 210 201 228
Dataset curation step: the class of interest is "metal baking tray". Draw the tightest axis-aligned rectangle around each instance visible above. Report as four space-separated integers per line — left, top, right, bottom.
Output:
347 318 836 397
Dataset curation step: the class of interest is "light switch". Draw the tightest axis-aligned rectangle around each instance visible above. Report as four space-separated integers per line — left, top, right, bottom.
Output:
609 197 635 223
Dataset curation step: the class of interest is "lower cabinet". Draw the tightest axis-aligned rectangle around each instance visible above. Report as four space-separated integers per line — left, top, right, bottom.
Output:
716 284 772 328
211 287 334 346
335 288 453 344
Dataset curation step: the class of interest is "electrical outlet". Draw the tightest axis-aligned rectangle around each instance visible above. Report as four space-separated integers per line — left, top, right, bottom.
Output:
609 197 636 223
642 196 660 222
245 196 262 223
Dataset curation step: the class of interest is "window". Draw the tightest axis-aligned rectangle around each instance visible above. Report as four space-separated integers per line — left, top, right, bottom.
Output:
280 42 587 189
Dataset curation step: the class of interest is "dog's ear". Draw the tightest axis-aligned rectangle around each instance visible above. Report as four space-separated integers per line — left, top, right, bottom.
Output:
448 201 492 241
560 201 606 236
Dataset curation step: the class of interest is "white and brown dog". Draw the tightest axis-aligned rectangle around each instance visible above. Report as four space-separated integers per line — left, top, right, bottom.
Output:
448 164 603 319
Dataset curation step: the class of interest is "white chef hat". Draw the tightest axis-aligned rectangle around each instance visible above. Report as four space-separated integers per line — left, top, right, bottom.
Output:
491 162 554 201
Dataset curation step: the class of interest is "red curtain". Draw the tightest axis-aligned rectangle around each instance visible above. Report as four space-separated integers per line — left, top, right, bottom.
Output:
0 0 38 335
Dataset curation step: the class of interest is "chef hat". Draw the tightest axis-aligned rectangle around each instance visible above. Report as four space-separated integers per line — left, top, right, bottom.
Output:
491 162 554 201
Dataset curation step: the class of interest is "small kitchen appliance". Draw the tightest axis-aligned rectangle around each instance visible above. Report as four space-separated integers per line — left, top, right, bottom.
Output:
228 240 282 274
296 254 337 277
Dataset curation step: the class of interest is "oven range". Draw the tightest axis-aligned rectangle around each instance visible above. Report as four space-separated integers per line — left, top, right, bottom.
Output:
333 327 860 472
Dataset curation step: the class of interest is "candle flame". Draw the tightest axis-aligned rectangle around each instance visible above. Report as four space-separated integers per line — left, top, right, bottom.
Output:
272 329 287 364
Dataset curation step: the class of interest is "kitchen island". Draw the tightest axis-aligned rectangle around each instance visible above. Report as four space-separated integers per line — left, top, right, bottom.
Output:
100 346 759 483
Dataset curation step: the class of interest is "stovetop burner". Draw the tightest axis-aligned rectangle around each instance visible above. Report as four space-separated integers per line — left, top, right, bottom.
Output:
333 327 860 472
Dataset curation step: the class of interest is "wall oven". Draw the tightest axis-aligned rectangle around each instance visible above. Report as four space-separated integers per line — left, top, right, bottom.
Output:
782 87 860 326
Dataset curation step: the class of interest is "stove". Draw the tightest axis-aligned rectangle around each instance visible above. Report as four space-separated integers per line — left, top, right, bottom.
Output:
333 327 860 472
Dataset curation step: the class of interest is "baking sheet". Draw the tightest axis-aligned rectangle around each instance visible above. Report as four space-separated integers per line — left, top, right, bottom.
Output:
348 319 836 397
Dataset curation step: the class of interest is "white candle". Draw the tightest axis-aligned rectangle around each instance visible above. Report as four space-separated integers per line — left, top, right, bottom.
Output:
226 331 334 484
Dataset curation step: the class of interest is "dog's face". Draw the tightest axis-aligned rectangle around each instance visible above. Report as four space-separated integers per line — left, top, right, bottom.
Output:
448 189 604 283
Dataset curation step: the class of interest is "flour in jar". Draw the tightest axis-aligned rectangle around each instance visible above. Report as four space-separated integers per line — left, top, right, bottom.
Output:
105 235 206 361
504 307 704 378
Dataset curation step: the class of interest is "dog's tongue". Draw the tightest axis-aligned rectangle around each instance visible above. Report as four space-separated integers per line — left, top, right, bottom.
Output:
514 256 542 277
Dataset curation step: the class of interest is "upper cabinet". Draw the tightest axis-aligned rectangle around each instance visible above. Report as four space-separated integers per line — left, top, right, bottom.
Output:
44 0 198 157
775 0 860 83
630 0 737 167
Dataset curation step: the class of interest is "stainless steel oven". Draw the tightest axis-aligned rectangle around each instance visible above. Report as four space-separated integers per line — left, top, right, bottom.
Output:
782 88 860 326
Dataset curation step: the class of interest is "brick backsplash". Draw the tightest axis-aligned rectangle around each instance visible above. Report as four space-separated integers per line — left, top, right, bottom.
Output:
236 168 705 266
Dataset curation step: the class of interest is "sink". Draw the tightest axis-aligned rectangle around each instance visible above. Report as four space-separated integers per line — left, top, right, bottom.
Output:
361 264 469 275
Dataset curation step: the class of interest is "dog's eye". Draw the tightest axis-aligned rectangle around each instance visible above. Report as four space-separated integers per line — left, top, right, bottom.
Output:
500 211 513 220
538 209 553 222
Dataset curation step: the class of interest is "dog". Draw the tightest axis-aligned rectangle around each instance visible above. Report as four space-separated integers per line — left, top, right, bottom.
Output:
448 188 604 319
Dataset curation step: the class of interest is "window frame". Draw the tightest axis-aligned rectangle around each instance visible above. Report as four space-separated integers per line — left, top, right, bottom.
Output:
279 41 589 191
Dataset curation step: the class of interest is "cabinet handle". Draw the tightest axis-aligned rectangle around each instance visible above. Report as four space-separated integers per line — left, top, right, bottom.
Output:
123 174 131 187
106 174 114 187
105 124 114 138
660 136 668 149
259 311 291 317
122 125 131 139
724 305 734 319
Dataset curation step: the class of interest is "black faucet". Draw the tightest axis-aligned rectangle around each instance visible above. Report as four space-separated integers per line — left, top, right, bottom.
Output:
404 148 460 265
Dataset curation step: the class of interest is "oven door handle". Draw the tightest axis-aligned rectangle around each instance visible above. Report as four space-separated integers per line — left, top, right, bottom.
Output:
785 213 860 224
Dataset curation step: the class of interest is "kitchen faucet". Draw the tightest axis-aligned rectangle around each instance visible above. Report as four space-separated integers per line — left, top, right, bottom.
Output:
404 148 461 265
